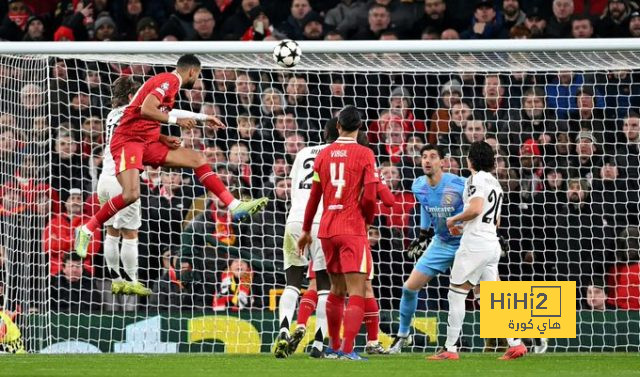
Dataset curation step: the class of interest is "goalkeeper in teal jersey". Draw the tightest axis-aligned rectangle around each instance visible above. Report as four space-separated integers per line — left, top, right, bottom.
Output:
388 144 465 354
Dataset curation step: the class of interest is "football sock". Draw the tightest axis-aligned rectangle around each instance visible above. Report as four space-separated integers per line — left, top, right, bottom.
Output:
297 289 318 328
507 338 522 347
398 286 419 337
341 295 365 354
444 287 468 353
313 290 329 351
364 297 380 342
326 293 345 350
194 164 236 208
104 234 121 281
278 286 300 336
86 195 127 232
120 238 139 282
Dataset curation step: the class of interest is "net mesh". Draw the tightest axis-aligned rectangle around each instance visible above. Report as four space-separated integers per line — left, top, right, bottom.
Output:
0 50 639 353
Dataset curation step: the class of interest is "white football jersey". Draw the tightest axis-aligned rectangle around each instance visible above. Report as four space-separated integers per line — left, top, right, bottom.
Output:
286 144 328 224
100 106 125 177
460 170 503 246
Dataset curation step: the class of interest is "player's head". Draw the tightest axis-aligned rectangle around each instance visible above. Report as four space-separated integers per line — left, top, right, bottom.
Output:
467 141 495 173
176 54 202 89
111 76 141 107
337 105 362 133
323 117 339 143
420 143 444 177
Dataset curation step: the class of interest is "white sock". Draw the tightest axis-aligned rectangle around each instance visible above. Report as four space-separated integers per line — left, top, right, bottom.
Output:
104 234 121 281
313 290 329 350
445 287 468 353
228 199 241 210
120 238 139 282
507 338 522 347
279 286 300 335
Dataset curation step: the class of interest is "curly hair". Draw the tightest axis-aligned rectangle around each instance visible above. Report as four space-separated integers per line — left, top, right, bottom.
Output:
467 141 495 172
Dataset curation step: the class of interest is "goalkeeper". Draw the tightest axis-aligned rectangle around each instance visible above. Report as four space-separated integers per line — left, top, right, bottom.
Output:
388 145 466 354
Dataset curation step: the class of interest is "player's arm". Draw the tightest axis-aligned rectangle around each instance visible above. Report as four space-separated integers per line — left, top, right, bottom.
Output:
169 109 225 130
376 181 394 208
140 94 197 129
407 204 433 258
360 150 378 225
297 170 322 254
446 197 484 228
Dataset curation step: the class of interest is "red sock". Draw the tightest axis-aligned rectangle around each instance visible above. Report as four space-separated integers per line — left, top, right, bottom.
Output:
194 164 235 207
86 195 127 232
296 289 318 327
364 297 380 343
326 293 345 351
341 295 365 354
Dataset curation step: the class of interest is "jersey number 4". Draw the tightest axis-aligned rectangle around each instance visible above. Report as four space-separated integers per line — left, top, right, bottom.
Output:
481 189 503 225
330 162 346 199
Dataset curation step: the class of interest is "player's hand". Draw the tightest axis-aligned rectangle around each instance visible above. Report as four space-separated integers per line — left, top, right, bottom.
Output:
446 218 462 236
160 135 181 150
297 231 312 256
177 118 197 130
407 238 427 258
204 115 226 131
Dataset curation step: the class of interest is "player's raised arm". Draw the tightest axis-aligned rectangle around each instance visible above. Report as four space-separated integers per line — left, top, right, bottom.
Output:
141 95 197 129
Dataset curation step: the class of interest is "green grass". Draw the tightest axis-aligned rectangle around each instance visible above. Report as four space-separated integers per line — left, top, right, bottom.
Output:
3 353 640 377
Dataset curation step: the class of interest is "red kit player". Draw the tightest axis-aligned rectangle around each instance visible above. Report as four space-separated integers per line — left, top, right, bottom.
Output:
75 54 268 257
297 105 378 361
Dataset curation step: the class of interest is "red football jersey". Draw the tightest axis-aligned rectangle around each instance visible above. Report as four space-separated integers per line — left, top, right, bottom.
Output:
115 71 181 141
313 137 378 238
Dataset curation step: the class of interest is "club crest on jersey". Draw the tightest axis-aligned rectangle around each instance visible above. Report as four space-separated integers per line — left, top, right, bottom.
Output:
161 82 170 91
443 192 454 205
130 156 136 163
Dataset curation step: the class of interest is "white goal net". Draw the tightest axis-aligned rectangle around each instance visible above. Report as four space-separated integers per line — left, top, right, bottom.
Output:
1 41 639 353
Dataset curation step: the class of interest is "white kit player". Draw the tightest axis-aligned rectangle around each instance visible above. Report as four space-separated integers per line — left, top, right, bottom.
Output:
99 76 215 297
428 141 527 361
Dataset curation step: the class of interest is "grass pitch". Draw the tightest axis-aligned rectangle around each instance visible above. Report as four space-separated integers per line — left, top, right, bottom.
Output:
3 353 639 377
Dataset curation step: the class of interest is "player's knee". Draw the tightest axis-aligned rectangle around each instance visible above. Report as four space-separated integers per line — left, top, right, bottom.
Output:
121 187 140 204
121 229 138 240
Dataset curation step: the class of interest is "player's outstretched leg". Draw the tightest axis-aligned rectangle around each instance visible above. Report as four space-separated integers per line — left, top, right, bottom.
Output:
427 284 468 361
500 338 528 360
120 233 151 297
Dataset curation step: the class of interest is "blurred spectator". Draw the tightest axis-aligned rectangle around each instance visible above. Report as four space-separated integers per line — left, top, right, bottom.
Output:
80 116 104 158
461 0 508 39
375 116 406 164
241 6 275 41
150 248 201 310
568 86 610 145
545 72 603 120
43 188 101 276
324 30 344 40
629 9 640 36
502 0 526 32
571 14 595 38
411 0 459 37
605 226 640 310
376 163 415 234
181 126 205 151
221 0 259 40
160 0 198 40
603 70 640 119
260 87 286 119
523 6 548 37
592 158 638 231
429 79 462 145
574 0 609 15
301 11 325 40
227 142 261 193
420 27 439 39
350 3 392 40
474 74 508 135
547 0 574 38
440 28 460 39
213 259 253 311
228 72 261 121
112 0 145 40
616 112 640 180
264 154 291 187
438 101 472 146
278 0 312 40
449 120 486 169
568 130 602 184
136 17 159 41
509 23 531 38
192 7 218 40
518 138 545 195
94 12 118 41
147 168 192 250
50 253 101 312
23 15 46 41
325 0 360 30
441 155 461 176
50 130 92 195
0 0 30 41
337 0 414 38
599 0 635 38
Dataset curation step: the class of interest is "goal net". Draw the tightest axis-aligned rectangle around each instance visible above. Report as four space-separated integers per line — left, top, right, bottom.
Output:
1 41 639 353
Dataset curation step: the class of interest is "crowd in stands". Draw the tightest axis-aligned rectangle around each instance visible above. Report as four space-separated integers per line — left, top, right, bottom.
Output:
0 0 639 316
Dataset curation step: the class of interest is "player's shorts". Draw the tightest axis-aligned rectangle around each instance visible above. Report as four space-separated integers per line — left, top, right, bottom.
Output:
449 241 501 286
283 222 326 272
111 134 170 173
320 234 373 278
97 174 142 230
415 236 459 277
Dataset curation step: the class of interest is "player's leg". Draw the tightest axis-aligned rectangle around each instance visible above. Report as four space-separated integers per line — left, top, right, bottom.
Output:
104 226 126 294
426 280 472 360
340 271 367 359
310 269 330 357
363 280 386 355
120 228 151 297
163 147 268 221
325 272 346 355
274 265 305 358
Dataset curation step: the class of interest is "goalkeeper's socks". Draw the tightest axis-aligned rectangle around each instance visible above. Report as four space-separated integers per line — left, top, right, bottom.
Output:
104 234 121 279
398 286 419 337
296 289 318 327
313 290 329 351
364 297 380 343
194 164 236 208
341 295 365 354
507 338 522 347
86 195 127 232
278 286 300 336
444 287 468 353
120 238 139 282
326 293 345 351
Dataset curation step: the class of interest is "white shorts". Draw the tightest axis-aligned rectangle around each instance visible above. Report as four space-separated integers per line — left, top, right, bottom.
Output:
283 222 326 272
96 174 141 230
449 241 500 286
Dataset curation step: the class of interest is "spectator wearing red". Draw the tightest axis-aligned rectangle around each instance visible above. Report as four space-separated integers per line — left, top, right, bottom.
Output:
574 0 608 16
428 80 462 145
213 259 253 311
43 188 101 276
605 227 640 310
220 0 259 40
0 0 30 41
374 115 406 164
376 163 415 233
518 138 545 194
241 6 273 41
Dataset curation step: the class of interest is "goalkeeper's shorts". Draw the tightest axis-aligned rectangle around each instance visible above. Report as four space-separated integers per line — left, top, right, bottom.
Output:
415 236 459 277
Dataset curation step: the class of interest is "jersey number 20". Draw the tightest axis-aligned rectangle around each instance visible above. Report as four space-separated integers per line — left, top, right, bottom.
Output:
482 189 503 225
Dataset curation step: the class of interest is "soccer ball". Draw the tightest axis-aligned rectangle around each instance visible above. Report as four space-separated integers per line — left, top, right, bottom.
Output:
273 40 301 68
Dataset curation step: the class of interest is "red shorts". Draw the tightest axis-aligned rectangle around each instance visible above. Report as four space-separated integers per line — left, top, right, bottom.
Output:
320 235 372 277
111 134 170 173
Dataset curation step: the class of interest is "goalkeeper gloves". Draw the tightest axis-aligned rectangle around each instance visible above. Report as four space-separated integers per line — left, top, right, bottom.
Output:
407 228 434 258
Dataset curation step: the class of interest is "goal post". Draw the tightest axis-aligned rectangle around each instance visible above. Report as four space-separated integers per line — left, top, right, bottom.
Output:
0 40 639 354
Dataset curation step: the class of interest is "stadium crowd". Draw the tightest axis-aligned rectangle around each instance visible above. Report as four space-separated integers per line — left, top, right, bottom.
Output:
0 0 639 319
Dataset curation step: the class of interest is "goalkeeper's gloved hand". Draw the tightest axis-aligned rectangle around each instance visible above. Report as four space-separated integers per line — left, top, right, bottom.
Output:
407 228 434 258
499 235 509 253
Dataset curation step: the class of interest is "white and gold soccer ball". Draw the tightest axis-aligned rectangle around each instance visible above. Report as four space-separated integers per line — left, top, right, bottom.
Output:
272 40 301 68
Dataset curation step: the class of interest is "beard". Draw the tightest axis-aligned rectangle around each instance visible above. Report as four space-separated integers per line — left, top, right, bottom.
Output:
182 79 196 90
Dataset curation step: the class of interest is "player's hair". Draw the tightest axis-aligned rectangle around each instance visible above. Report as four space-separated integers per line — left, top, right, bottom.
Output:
467 141 495 172
337 105 362 132
420 143 444 159
323 118 339 143
111 76 141 107
177 54 201 69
